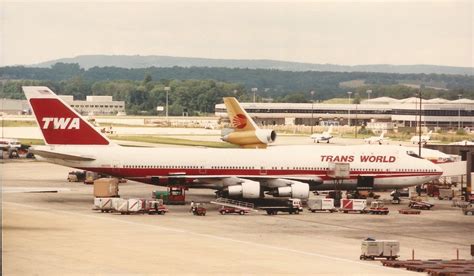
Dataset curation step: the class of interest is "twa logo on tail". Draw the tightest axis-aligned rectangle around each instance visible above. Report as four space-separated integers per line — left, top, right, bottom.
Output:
42 117 80 130
23 86 111 145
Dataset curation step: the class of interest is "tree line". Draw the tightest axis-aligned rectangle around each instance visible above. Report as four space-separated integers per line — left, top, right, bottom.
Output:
1 63 473 115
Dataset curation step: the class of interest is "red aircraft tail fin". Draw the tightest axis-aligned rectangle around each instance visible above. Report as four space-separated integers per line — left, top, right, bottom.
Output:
23 86 112 145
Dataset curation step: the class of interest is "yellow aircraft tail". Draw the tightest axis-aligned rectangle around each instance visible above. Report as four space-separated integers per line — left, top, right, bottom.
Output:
223 97 257 131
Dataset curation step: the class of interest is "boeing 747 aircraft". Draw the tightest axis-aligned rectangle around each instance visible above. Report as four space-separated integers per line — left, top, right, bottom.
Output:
24 87 442 199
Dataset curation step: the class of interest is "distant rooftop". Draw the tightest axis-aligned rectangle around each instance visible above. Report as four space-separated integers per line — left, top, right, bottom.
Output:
361 96 472 105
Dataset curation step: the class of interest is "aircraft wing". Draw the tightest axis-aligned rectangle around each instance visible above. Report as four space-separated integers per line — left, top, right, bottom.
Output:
166 174 323 189
29 149 96 161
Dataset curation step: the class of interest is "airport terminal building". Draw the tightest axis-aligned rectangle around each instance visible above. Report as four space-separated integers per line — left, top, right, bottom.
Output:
1 95 125 116
215 97 474 130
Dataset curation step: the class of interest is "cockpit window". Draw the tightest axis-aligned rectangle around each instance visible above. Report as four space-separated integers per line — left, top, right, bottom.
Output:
406 151 423 159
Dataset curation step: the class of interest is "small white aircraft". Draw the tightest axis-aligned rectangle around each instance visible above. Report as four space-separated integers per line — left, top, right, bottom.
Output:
449 140 474 146
364 132 387 145
0 138 21 150
410 130 432 145
310 126 333 143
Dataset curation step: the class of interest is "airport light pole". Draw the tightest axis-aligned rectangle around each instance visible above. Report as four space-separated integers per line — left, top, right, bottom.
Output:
355 92 359 138
164 86 170 120
458 94 462 129
347 91 352 126
366 89 372 101
311 90 315 134
418 85 424 157
251 88 258 103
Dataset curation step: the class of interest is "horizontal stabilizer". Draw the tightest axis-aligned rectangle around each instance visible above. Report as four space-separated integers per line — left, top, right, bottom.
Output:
29 149 96 161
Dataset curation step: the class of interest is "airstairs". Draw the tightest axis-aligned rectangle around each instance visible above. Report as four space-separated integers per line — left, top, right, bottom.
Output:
210 197 257 212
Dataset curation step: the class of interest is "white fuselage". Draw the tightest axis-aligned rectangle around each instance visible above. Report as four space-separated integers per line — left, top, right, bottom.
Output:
34 144 442 191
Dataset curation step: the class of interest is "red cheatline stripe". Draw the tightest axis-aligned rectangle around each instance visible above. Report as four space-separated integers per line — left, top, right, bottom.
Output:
76 167 442 184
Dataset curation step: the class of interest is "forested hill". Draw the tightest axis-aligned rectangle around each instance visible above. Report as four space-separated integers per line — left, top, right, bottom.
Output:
33 55 474 76
1 63 473 115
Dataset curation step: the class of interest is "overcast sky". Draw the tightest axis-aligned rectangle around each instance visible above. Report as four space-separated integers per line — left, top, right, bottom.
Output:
1 0 472 67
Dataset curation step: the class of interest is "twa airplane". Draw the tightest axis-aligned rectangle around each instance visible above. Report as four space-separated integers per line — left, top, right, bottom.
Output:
310 126 333 143
220 97 276 148
24 87 442 199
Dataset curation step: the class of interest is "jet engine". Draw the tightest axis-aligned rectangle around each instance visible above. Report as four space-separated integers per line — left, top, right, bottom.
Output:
270 181 310 199
255 129 277 144
227 180 261 198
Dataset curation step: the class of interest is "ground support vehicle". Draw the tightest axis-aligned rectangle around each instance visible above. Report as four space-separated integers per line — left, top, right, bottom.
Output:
210 197 255 215
152 186 186 205
219 206 249 215
398 209 421 215
307 198 336 213
367 201 389 215
462 204 474 216
84 171 100 185
408 200 434 210
67 171 86 182
145 200 169 215
360 239 399 261
259 199 303 215
340 199 367 214
191 204 207 216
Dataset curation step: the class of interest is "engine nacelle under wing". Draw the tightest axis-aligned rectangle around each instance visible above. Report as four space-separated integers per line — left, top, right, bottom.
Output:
270 181 310 199
227 179 261 198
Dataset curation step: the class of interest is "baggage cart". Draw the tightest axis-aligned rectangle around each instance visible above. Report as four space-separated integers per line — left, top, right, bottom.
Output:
360 238 399 261
94 197 114 213
367 201 389 215
307 198 336 213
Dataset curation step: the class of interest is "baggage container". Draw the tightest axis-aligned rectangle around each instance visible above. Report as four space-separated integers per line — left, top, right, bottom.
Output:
307 198 336 212
115 198 129 213
93 178 119 198
111 198 123 210
127 199 143 213
93 198 102 210
340 199 367 213
93 197 114 212
360 239 399 260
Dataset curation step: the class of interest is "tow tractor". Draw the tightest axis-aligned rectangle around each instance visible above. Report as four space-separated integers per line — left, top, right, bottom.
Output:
191 203 207 216
367 201 389 215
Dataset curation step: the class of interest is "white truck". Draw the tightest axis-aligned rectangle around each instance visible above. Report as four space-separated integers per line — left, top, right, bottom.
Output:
360 239 399 260
307 198 336 213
